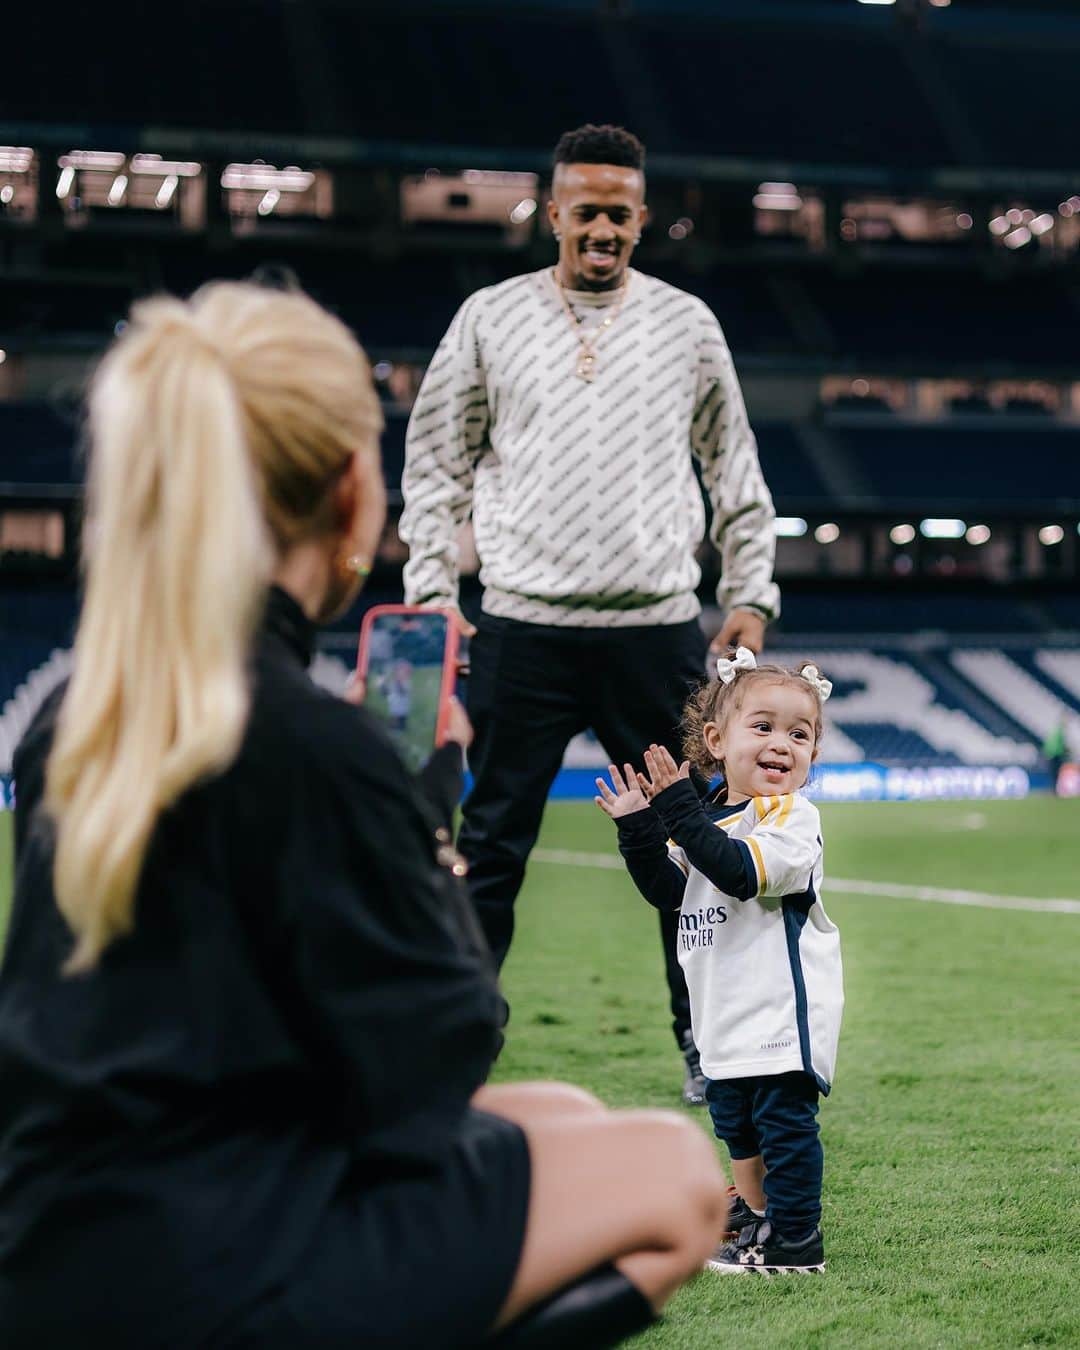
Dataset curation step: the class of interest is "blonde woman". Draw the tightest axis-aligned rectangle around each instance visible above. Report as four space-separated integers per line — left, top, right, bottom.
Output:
0 283 728 1348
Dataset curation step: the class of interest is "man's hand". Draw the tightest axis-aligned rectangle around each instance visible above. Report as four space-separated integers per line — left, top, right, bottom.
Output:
638 744 692 800
451 607 477 639
595 762 650 819
709 608 766 660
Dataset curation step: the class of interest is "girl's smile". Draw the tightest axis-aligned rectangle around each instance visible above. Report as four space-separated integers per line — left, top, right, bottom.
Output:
705 680 819 804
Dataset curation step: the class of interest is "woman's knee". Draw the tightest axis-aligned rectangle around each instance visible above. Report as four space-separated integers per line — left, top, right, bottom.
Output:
474 1080 607 1124
621 1111 729 1240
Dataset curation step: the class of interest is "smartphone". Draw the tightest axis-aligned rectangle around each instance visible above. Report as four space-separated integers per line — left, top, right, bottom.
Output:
356 605 460 773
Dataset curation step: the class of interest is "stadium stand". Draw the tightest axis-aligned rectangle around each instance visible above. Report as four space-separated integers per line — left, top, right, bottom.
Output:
4 0 1080 799
826 424 1080 510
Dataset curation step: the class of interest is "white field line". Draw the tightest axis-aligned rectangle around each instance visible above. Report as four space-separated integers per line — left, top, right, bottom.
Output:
530 848 1080 915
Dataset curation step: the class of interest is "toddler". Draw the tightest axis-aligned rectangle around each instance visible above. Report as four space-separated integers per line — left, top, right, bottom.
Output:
596 648 843 1273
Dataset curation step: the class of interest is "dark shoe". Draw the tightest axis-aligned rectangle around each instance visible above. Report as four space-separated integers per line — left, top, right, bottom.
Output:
489 1264 657 1348
679 1030 706 1107
721 1187 761 1239
707 1219 825 1274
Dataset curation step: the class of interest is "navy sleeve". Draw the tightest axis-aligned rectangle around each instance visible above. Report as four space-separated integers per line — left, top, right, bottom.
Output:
649 780 758 900
414 741 465 830
614 807 688 911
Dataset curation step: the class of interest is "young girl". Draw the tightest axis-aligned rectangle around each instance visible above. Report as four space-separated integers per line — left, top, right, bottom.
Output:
596 648 843 1274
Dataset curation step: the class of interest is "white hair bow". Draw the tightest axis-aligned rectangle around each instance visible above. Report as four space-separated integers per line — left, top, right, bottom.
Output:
799 664 833 702
716 646 757 685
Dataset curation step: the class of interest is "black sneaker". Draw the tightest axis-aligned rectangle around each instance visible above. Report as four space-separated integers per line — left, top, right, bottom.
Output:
722 1187 761 1239
679 1031 706 1107
707 1219 825 1274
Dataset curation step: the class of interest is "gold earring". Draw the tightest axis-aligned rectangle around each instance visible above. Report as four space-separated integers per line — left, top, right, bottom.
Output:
336 546 372 581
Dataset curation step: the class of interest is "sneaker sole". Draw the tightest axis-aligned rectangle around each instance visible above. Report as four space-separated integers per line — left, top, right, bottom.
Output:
705 1259 825 1275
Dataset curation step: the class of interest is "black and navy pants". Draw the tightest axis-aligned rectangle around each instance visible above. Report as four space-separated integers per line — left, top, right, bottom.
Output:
706 1071 823 1239
459 612 708 1048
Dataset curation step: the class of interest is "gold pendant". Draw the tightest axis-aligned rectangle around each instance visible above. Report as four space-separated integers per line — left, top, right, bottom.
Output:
577 352 596 382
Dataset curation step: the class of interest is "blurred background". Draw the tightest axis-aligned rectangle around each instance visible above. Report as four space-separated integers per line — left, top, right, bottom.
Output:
3 0 1080 803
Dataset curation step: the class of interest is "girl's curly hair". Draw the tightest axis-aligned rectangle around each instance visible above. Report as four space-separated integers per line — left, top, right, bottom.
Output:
680 662 828 784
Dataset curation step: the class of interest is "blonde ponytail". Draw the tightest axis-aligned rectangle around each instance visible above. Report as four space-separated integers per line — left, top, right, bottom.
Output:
46 282 381 970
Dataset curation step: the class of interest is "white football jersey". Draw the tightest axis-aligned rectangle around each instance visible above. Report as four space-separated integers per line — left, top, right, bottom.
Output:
670 792 843 1091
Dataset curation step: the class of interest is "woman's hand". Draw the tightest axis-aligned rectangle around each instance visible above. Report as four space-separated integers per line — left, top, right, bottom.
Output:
595 763 650 819
638 744 691 800
343 669 366 706
442 695 473 750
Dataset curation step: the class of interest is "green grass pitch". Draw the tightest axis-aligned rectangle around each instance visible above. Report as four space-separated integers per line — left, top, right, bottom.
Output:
1 798 1077 1347
497 798 1080 1349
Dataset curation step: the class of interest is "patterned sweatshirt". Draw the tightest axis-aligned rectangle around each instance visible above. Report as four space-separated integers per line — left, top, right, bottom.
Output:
400 267 780 628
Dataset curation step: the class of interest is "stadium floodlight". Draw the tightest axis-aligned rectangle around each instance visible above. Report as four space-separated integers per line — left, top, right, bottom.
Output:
753 181 801 211
775 517 808 537
0 349 6 365
856 0 895 6
0 147 33 173
0 146 36 222
920 518 966 538
989 216 1009 236
59 150 126 170
966 525 991 546
221 164 315 194
890 523 916 545
509 198 537 224
56 150 205 228
815 523 840 543
56 151 127 208
1038 525 1064 546
129 155 202 216
1029 213 1055 237
402 168 539 245
1003 226 1032 250
222 162 331 231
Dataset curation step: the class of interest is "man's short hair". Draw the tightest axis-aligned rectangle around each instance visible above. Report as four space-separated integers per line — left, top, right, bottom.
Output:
553 124 645 172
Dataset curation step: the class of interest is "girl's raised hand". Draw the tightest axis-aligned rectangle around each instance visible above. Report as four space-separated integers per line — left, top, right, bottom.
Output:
639 744 691 799
595 763 650 819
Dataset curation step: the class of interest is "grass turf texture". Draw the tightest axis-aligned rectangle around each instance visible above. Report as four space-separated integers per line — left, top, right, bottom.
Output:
496 799 1080 1349
0 799 1076 1345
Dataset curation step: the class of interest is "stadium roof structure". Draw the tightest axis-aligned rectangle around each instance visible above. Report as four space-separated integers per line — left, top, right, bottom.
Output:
3 0 1080 189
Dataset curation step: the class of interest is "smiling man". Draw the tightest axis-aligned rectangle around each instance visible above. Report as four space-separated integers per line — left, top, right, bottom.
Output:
400 123 779 1103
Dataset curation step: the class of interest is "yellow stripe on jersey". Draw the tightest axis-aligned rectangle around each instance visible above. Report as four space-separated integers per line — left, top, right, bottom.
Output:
665 841 690 877
747 836 767 890
753 793 796 828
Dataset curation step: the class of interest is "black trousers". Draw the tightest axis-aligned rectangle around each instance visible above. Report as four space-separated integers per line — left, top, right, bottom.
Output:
459 613 708 1047
705 1072 823 1238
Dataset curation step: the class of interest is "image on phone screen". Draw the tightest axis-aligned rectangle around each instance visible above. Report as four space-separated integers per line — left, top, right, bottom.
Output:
362 611 451 774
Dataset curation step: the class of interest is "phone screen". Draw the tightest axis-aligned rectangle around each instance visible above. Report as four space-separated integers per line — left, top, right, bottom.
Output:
361 611 451 773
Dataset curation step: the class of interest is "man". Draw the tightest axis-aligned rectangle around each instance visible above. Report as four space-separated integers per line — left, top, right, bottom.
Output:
400 123 779 1104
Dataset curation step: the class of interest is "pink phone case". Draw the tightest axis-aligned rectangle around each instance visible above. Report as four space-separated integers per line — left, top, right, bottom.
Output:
356 604 460 748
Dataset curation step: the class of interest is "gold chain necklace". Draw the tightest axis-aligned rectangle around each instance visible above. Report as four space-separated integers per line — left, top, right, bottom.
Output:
552 268 632 382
